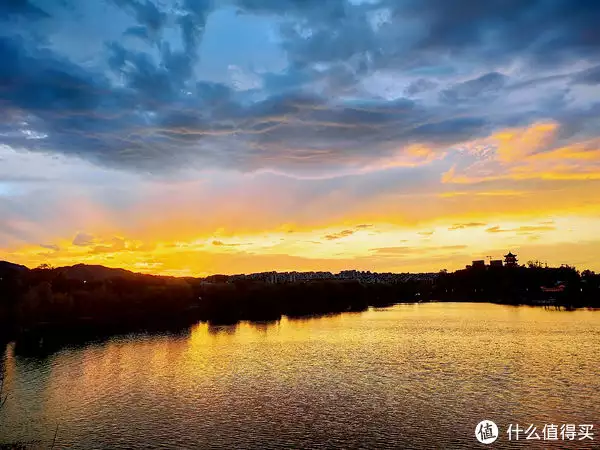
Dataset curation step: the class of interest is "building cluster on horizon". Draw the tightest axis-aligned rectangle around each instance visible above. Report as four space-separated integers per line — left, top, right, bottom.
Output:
465 252 519 270
201 252 523 285
212 270 439 285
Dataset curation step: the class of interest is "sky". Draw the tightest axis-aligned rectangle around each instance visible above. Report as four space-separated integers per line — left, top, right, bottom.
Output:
1 0 600 276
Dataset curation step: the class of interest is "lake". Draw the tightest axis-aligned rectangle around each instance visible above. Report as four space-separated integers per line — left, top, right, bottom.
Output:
1 303 599 449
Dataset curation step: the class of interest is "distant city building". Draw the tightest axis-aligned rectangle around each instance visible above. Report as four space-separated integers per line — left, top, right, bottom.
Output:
472 260 486 268
220 270 439 285
504 252 518 267
541 284 566 293
490 260 503 268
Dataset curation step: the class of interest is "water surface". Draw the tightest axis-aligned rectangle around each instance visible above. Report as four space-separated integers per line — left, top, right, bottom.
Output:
1 303 599 449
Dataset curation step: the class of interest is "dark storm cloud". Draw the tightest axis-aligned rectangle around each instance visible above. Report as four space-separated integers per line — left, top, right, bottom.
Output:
386 0 600 69
0 36 107 113
571 65 600 85
236 0 345 18
111 0 166 34
123 25 152 42
0 0 50 19
178 0 212 54
410 118 488 144
0 27 487 173
404 79 438 96
0 0 599 175
251 0 600 71
440 72 508 104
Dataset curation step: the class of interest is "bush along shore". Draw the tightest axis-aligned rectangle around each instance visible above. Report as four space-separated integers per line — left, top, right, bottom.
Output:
1 262 599 353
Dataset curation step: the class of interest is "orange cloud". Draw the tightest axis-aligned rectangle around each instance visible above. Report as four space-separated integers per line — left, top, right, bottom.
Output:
370 144 445 170
323 229 355 240
443 122 600 184
485 225 556 234
494 121 558 163
448 222 487 230
371 245 467 256
439 190 528 198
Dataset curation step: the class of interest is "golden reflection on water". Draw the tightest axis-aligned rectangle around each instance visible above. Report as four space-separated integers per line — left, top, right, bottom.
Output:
1 303 599 449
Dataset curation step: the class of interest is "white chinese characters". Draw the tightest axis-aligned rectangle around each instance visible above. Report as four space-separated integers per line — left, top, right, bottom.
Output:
507 423 594 441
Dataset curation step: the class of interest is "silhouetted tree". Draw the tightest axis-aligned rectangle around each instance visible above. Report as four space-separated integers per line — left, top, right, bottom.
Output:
0 261 598 353
527 260 547 269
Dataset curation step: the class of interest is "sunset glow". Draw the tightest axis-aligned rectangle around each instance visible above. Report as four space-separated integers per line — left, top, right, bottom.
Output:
2 1 600 275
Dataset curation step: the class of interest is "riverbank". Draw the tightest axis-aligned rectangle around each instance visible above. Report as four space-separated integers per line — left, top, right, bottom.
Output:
7 299 600 355
1 262 599 353
5 278 412 354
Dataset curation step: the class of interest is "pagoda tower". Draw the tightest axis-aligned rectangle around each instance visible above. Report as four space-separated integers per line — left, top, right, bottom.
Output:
504 252 518 267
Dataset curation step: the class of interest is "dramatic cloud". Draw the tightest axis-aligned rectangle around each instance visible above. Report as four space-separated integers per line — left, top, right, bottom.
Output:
2 0 600 274
440 72 508 104
0 0 598 177
572 65 600 85
0 0 50 19
443 123 600 183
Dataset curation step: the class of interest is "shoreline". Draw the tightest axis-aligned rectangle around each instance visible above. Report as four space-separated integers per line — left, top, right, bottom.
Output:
4 299 599 356
2 263 599 354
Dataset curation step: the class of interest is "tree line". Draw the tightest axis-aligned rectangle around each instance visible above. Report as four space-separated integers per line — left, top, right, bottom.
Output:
1 262 599 352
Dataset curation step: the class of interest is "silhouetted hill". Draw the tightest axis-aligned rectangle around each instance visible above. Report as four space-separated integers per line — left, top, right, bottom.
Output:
1 261 141 281
0 261 29 274
54 264 137 281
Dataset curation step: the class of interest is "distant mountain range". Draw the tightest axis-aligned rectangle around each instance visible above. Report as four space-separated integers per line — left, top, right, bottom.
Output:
54 264 139 281
0 261 138 281
0 261 29 273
